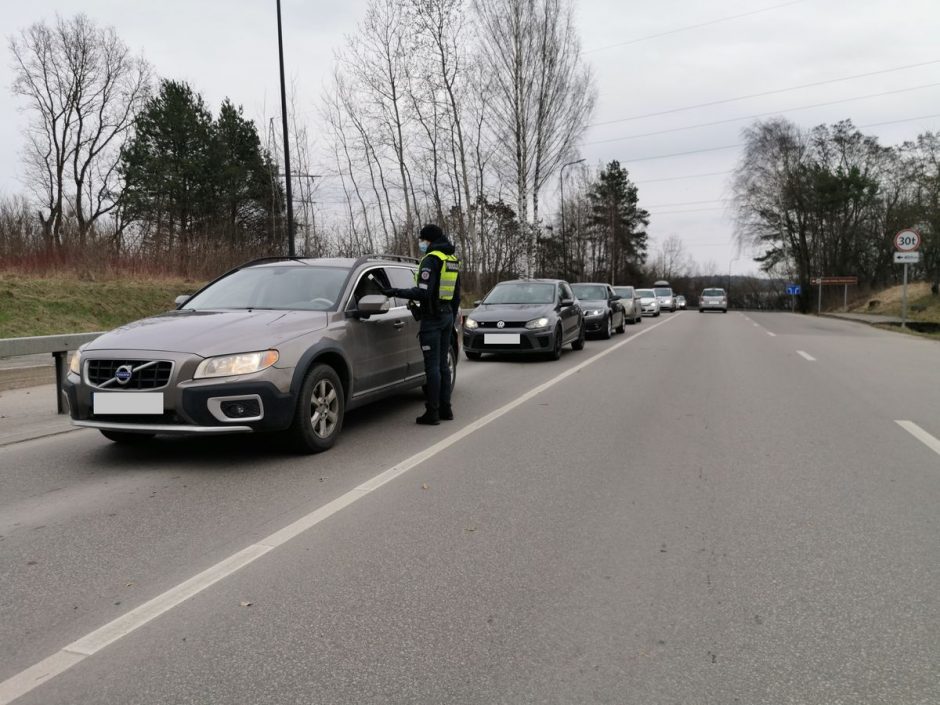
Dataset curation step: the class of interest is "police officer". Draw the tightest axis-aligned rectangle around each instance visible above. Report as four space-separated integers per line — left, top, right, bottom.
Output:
382 224 461 425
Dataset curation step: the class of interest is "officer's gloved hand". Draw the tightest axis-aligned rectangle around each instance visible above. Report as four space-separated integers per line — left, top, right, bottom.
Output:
379 286 395 298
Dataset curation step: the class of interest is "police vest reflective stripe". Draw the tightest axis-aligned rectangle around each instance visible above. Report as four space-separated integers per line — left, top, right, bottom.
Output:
416 251 460 301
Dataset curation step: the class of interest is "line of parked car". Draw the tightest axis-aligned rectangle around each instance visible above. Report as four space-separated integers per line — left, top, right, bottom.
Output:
61 253 698 454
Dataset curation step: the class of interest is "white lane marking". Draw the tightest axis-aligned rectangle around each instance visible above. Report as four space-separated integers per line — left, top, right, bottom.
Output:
0 315 681 705
766 331 777 337
797 350 816 361
896 421 940 458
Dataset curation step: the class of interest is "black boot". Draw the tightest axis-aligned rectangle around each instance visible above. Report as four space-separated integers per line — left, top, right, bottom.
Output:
416 407 440 425
439 405 454 421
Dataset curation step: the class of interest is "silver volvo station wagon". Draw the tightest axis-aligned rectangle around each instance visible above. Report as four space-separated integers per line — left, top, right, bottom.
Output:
63 255 459 453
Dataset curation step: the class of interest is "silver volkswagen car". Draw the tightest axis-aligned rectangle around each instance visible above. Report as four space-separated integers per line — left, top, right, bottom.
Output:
63 255 459 453
699 287 728 313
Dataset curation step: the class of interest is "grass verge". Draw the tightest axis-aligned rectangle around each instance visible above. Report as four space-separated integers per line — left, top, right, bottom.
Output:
0 273 204 339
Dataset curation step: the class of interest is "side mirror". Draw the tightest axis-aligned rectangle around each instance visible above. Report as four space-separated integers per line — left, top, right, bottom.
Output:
559 298 575 308
609 294 621 301
473 299 482 306
175 294 191 308
354 294 390 318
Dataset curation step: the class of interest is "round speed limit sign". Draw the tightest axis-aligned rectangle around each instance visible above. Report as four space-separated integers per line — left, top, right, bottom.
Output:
894 229 921 252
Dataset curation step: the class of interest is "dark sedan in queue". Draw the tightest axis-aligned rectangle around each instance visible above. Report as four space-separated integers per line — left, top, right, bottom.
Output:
463 279 585 360
571 282 626 339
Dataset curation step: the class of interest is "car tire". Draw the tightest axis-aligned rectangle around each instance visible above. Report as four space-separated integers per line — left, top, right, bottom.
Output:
654 311 660 317
287 364 344 454
548 325 563 360
465 350 482 361
448 345 458 388
616 312 626 334
602 315 613 339
100 430 155 444
571 323 585 350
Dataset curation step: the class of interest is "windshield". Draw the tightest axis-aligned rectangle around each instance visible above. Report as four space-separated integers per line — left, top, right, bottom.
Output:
613 287 634 298
183 265 349 311
702 289 726 297
654 287 673 297
483 282 556 305
571 284 608 300
636 289 655 298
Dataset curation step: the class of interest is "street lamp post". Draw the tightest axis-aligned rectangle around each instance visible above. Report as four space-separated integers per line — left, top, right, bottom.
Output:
728 256 739 306
560 158 585 281
276 0 295 257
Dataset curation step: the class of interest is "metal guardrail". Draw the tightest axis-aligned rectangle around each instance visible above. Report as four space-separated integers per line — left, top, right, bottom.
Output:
0 333 102 413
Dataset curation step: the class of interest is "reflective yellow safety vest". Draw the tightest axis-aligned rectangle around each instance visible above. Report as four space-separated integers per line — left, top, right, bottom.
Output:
416 250 460 301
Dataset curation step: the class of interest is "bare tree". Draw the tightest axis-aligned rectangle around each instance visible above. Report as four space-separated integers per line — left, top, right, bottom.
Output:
9 14 151 247
473 0 595 274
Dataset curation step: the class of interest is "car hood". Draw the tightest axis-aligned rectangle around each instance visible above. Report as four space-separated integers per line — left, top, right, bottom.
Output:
578 298 609 309
84 309 329 356
469 303 557 321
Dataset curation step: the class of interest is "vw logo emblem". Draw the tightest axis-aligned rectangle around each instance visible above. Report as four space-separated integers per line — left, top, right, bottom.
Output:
115 365 133 385
497 321 505 329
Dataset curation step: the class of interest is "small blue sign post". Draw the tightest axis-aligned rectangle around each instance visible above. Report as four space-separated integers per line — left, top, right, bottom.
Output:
786 285 801 296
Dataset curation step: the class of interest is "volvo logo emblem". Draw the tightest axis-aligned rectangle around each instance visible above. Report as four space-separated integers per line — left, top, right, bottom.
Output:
115 365 134 385
497 321 505 328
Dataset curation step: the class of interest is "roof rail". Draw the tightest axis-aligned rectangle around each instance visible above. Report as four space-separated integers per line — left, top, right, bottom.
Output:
353 253 420 267
237 256 311 269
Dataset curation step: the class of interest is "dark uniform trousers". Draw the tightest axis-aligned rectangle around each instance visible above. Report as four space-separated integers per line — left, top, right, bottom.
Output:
419 309 454 412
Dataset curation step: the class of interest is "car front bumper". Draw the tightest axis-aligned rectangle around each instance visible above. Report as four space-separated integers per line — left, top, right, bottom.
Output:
64 356 297 435
463 327 555 354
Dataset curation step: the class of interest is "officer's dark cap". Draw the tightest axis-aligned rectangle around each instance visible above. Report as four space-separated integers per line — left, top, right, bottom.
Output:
419 224 444 242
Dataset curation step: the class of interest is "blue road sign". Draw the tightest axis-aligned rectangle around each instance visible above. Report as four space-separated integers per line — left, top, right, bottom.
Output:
786 285 801 295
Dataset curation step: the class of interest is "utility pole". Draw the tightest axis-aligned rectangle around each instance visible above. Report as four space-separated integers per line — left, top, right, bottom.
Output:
276 0 295 257
559 158 585 282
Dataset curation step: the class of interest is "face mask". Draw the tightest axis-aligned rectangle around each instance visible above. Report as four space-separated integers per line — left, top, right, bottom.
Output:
418 240 429 253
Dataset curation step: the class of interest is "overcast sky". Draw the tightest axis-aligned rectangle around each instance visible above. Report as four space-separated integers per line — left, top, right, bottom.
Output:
2 0 938 275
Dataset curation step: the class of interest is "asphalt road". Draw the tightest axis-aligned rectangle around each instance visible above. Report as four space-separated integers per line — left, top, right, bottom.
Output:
1 311 938 704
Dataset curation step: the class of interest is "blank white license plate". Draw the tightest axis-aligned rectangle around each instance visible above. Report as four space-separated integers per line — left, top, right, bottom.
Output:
94 392 164 415
484 334 520 345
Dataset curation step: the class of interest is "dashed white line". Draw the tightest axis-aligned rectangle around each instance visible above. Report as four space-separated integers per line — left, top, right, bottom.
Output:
766 331 777 337
0 314 682 705
896 421 940 457
797 350 816 361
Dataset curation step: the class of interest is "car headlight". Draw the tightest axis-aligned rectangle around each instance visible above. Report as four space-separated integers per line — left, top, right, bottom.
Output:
194 350 279 379
525 317 550 330
68 347 83 375
464 318 479 330
585 309 605 317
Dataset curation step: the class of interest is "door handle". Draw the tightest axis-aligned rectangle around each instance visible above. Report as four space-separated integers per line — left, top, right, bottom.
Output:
393 320 406 329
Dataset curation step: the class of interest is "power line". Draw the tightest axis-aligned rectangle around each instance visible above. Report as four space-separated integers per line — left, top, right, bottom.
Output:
635 170 734 184
588 59 940 128
585 0 808 54
583 83 940 146
649 207 726 215
619 112 940 165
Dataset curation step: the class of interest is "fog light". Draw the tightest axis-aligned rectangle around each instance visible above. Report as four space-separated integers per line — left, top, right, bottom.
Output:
220 399 260 418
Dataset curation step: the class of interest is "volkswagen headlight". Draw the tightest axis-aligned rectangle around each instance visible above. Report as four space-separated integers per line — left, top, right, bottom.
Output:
585 309 604 317
464 317 479 330
194 350 279 379
525 317 550 330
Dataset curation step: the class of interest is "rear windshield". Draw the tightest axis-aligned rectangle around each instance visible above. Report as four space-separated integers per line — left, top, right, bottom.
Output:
654 288 673 297
571 284 608 300
483 282 556 305
702 289 726 297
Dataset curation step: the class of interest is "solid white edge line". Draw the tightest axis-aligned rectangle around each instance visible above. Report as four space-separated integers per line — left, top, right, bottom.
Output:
0 314 681 705
797 350 816 361
896 420 940 457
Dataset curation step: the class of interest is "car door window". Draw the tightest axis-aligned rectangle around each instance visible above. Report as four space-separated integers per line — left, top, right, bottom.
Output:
349 267 392 313
385 266 418 308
